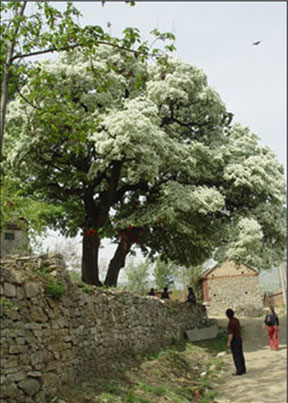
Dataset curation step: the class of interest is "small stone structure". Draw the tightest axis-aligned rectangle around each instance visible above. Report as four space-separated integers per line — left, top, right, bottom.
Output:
0 222 29 258
262 289 284 307
0 254 213 402
200 260 262 317
185 323 219 342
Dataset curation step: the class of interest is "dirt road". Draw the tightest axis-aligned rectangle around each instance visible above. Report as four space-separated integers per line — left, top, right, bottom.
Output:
212 315 286 403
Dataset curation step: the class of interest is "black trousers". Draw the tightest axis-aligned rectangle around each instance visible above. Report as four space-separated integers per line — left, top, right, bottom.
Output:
231 337 246 374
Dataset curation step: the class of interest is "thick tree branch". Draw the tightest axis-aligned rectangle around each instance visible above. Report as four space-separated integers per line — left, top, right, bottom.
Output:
11 40 142 62
161 114 211 130
113 181 150 204
15 82 41 110
104 226 141 286
97 161 123 227
46 182 83 197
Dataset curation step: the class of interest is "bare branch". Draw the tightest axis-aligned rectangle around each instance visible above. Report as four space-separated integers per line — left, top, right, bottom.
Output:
11 40 142 62
15 82 42 110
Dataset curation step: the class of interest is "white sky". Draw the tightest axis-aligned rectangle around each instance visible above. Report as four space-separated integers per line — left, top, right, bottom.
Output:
42 1 286 266
51 0 287 166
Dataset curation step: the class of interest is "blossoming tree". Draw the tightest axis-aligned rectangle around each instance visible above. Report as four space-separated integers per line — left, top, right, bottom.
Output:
0 1 143 158
4 45 286 286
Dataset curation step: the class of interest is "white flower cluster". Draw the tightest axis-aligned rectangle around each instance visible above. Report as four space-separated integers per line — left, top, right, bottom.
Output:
223 124 285 202
225 217 264 262
160 182 225 216
4 44 286 269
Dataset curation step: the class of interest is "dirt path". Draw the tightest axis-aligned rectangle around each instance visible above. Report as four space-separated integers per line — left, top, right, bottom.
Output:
211 315 287 403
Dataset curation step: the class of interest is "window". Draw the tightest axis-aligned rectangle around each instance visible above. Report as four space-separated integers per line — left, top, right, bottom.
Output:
4 232 15 240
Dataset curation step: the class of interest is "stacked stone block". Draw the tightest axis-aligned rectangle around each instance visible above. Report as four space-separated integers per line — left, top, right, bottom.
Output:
0 255 211 402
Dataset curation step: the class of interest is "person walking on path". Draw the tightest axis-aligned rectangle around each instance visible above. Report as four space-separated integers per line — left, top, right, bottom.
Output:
264 306 279 350
226 308 246 376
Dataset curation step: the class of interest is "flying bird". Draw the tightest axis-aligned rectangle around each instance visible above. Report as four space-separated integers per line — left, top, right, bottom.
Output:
252 41 261 45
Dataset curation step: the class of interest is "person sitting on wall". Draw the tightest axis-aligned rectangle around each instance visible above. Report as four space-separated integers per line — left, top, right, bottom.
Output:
186 287 196 303
161 287 170 299
148 288 156 296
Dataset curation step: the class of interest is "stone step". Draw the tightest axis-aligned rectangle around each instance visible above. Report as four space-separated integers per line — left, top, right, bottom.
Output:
185 324 219 341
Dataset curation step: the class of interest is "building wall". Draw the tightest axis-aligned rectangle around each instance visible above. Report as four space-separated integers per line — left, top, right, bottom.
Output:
205 261 256 278
0 228 29 258
0 255 212 402
202 261 262 316
205 276 262 316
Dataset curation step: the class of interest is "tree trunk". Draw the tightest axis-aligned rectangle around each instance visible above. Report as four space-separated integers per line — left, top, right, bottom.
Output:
81 161 124 286
0 2 27 159
0 53 10 158
104 239 133 287
81 234 102 286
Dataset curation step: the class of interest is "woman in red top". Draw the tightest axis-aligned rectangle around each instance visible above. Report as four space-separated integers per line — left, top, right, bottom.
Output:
226 308 246 376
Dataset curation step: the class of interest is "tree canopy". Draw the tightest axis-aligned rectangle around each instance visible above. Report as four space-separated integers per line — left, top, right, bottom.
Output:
0 0 154 157
1 1 83 155
153 255 176 289
3 42 286 286
124 258 151 295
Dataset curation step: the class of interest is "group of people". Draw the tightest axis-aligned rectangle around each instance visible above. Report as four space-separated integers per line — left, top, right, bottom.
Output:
148 286 172 299
148 286 197 303
226 305 280 376
149 286 280 378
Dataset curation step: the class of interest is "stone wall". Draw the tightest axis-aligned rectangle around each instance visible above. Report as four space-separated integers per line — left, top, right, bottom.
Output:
0 255 211 402
205 276 262 317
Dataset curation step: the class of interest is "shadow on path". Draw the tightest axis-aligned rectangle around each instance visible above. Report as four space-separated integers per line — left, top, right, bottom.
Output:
211 315 287 403
212 315 286 353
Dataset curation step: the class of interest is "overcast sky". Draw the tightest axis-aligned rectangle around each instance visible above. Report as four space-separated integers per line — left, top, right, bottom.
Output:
50 0 287 166
43 1 286 265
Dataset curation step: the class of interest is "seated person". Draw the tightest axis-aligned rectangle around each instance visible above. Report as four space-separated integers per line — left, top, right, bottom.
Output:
161 287 170 299
186 287 196 303
148 288 155 296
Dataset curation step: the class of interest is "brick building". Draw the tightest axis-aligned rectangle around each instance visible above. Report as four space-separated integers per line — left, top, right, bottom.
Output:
199 260 262 316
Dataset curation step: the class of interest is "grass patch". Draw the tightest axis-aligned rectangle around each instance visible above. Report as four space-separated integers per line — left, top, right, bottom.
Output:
81 283 92 293
194 331 228 355
29 267 66 300
44 280 65 299
68 269 82 283
58 337 227 402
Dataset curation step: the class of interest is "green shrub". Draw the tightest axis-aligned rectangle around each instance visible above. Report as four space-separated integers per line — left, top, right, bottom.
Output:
0 297 19 319
45 281 65 299
68 270 82 283
82 283 92 293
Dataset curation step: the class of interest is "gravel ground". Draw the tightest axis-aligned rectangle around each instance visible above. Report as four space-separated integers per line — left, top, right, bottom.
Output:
212 314 287 403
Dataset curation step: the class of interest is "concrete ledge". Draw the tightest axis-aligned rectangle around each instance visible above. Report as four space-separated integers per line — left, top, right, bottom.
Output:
185 324 219 341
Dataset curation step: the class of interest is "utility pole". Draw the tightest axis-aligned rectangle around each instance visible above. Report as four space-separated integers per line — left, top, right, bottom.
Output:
279 262 287 312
